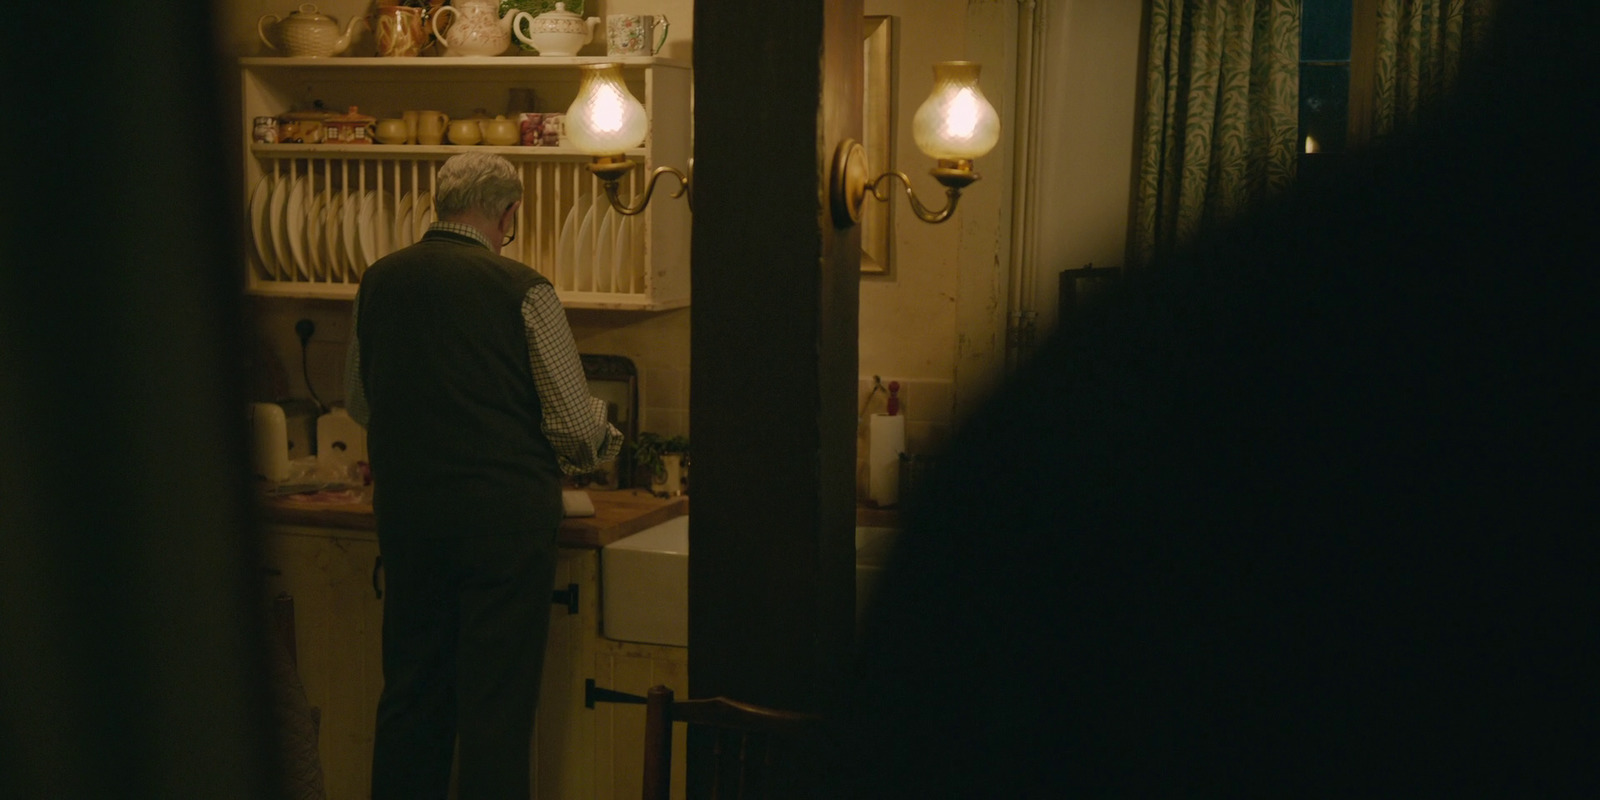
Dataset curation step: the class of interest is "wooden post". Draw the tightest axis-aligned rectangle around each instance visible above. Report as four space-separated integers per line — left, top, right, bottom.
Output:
689 0 863 795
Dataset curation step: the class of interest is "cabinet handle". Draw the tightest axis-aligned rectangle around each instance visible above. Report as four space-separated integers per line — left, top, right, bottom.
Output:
372 555 384 599
585 678 647 709
551 583 579 615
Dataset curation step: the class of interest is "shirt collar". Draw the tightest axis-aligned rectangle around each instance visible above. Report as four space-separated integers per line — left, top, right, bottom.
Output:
427 220 493 250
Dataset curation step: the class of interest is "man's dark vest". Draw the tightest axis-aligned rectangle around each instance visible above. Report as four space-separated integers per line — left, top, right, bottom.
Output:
356 230 562 538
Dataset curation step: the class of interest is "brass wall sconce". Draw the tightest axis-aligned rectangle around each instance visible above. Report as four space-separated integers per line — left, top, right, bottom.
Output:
831 61 1000 227
567 59 997 228
565 63 692 216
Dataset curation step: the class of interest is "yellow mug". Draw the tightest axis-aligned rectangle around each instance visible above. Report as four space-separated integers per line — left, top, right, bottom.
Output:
415 110 449 145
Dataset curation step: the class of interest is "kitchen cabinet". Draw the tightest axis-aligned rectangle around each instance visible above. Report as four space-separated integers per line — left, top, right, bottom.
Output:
262 526 600 799
588 638 690 800
260 524 384 800
239 56 692 310
260 515 687 799
533 545 600 798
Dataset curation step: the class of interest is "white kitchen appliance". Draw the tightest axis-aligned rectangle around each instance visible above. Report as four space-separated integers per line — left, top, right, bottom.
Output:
249 402 291 482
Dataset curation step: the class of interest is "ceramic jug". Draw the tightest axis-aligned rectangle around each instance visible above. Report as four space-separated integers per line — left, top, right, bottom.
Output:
415 110 449 145
258 3 365 58
513 2 600 57
431 0 525 57
372 4 427 57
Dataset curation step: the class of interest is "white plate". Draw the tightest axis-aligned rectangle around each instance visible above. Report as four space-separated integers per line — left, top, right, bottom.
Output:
416 191 435 236
394 191 414 250
613 211 634 293
554 197 583 291
593 208 616 293
373 192 398 261
358 191 385 267
285 176 309 280
248 173 275 277
268 173 294 280
322 193 345 280
356 190 376 269
343 191 365 277
573 199 598 291
304 191 326 281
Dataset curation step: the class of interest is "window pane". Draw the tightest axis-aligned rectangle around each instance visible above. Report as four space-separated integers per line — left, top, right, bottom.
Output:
1302 0 1352 61
1299 64 1350 153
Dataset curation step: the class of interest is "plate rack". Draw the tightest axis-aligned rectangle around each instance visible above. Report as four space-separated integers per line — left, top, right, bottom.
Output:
239 56 691 310
247 156 654 302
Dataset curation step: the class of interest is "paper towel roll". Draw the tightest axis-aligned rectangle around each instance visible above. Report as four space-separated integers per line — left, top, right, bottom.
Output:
868 413 905 507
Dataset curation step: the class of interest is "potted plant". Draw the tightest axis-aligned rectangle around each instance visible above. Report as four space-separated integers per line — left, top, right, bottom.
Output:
633 432 688 496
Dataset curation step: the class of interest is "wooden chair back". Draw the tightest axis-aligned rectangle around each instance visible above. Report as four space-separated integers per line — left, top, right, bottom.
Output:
641 684 823 800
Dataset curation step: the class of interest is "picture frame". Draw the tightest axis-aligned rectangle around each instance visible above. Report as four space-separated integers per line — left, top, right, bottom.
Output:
861 16 895 276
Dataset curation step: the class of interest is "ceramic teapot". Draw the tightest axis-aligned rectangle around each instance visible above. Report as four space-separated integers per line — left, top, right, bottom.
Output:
258 3 365 58
513 2 600 57
431 0 524 57
481 115 520 146
446 118 483 145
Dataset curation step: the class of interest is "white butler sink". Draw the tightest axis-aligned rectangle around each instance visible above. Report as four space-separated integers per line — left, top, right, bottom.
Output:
599 519 901 647
602 515 691 647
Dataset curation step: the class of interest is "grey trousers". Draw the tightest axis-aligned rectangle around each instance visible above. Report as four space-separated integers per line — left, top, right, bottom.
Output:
371 527 558 800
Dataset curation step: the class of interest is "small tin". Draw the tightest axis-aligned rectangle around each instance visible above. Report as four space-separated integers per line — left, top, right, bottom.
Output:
324 106 376 145
518 112 544 146
277 110 332 144
540 112 564 147
253 116 278 144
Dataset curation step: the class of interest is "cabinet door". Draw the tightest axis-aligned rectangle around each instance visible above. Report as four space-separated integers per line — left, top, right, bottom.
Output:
531 547 599 799
262 527 385 800
588 640 690 800
265 526 605 800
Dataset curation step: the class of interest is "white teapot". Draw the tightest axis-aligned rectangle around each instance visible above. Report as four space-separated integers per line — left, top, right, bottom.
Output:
431 0 524 57
258 3 364 58
513 2 600 57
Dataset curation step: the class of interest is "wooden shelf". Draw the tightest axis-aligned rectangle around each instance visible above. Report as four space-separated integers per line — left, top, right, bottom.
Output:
240 55 689 69
252 143 646 158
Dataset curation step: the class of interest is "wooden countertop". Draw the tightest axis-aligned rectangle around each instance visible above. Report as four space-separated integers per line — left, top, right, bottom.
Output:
256 485 689 549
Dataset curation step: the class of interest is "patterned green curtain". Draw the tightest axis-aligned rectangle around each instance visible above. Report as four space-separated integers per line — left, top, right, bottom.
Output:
1131 0 1300 268
1371 0 1497 138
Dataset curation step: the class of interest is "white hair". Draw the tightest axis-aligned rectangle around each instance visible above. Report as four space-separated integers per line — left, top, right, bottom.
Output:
433 153 522 219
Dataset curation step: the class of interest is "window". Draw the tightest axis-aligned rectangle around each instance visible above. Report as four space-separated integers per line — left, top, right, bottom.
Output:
1298 0 1377 159
1299 0 1352 154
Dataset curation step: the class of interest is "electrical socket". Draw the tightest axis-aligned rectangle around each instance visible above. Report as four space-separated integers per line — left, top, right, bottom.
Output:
295 318 315 346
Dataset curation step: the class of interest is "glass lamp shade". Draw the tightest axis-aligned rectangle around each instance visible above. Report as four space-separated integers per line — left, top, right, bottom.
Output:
565 63 649 156
911 61 1000 161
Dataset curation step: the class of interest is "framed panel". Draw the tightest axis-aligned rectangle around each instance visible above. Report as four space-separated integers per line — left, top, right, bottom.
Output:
861 16 895 275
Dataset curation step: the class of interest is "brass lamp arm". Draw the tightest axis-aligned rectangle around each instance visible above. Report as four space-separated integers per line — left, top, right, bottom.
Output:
830 138 980 227
865 171 963 225
587 158 692 216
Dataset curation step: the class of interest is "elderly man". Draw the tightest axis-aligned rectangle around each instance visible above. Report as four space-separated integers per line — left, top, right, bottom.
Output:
345 153 620 798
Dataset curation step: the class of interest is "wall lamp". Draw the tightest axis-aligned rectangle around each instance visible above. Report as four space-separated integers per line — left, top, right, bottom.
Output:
565 63 692 216
566 60 997 227
831 61 1000 227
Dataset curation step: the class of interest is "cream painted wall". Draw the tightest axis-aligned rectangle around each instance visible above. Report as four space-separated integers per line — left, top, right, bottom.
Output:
857 0 973 388
1030 0 1143 338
